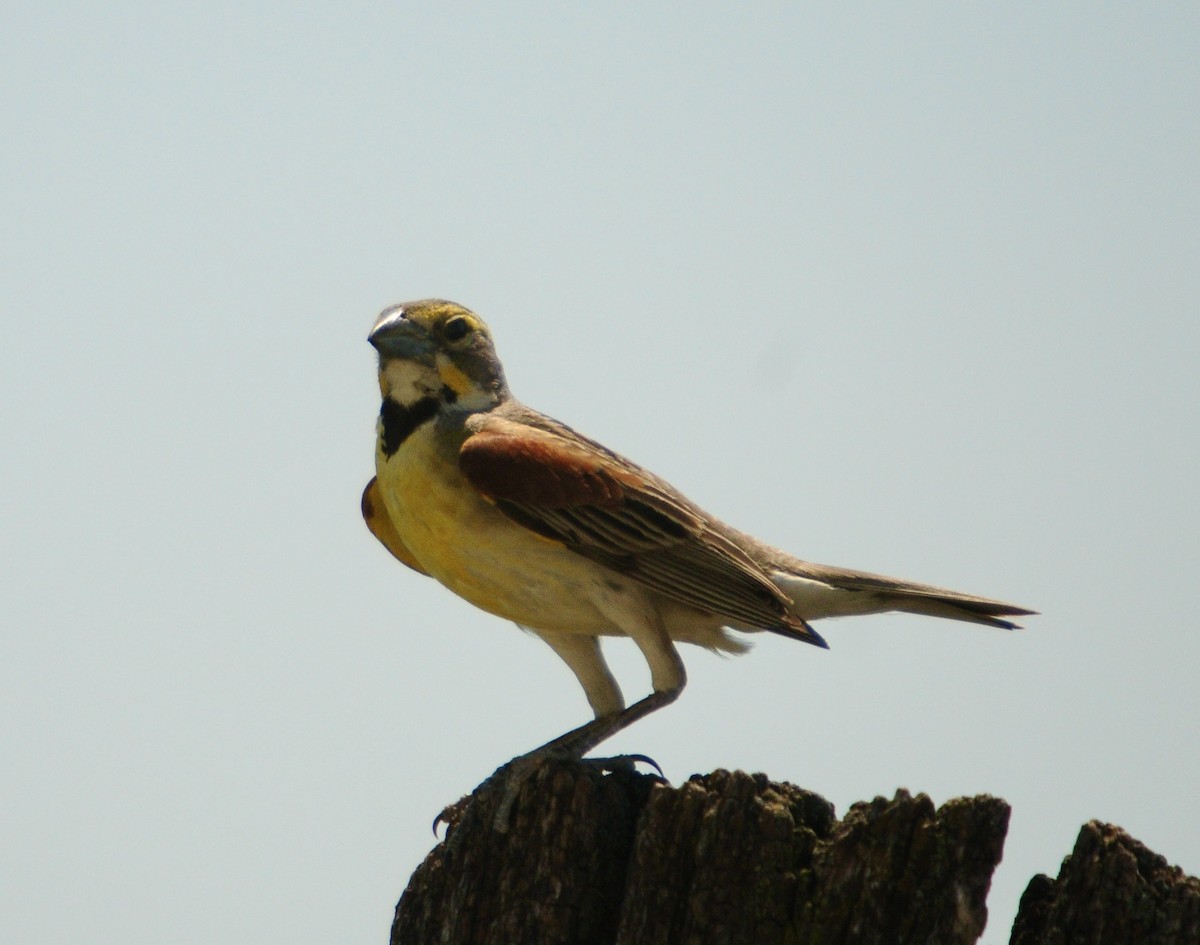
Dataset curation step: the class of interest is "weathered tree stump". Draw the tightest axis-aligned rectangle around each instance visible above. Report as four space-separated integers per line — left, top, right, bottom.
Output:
1010 820 1200 945
392 763 1200 944
392 762 1009 945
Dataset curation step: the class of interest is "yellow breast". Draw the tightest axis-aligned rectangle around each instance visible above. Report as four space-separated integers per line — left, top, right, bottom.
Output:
375 420 587 626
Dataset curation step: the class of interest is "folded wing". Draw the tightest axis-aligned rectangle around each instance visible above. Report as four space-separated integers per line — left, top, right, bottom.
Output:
458 416 827 647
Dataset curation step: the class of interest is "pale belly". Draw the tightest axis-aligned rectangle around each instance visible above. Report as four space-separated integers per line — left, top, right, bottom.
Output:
375 424 625 634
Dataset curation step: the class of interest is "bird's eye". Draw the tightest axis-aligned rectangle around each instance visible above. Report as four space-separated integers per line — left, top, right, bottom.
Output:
443 316 472 343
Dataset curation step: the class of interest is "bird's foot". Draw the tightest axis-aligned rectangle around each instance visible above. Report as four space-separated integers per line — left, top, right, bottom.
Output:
485 750 667 832
433 696 681 840
578 752 666 780
431 792 474 837
430 754 548 842
432 750 666 841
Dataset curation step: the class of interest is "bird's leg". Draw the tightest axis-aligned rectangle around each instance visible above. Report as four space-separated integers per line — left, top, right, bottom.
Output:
487 687 680 831
436 626 687 836
434 686 682 838
477 624 686 830
532 687 680 762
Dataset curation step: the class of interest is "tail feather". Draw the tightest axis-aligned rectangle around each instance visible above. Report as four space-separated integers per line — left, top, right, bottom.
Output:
888 594 1030 630
770 561 1036 631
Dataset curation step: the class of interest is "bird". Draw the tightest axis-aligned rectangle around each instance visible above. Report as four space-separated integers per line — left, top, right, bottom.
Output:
363 298 1034 773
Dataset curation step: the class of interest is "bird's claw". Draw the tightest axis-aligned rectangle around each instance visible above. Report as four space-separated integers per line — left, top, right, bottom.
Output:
579 752 667 781
431 751 668 842
432 793 474 837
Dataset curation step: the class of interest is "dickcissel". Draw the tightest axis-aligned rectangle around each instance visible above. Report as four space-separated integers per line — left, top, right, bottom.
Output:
363 299 1034 766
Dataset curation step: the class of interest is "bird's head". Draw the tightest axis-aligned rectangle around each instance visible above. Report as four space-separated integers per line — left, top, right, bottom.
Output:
369 299 509 411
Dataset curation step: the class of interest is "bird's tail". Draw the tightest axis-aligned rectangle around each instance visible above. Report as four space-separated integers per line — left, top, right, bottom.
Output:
883 590 1032 630
768 561 1036 630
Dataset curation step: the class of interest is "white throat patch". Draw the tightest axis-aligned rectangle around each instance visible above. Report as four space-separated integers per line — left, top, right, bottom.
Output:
382 359 441 406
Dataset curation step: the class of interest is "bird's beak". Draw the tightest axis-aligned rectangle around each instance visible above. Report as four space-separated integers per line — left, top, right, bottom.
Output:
368 309 435 362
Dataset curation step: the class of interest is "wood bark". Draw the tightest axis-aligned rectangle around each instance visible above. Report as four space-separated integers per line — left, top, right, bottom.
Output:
392 762 1008 945
1010 820 1200 945
392 762 1200 944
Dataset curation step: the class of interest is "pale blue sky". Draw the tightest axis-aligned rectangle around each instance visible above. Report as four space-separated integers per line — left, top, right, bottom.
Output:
3 4 1197 943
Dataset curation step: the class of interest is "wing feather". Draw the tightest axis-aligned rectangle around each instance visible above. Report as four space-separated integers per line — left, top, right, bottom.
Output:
459 416 822 643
